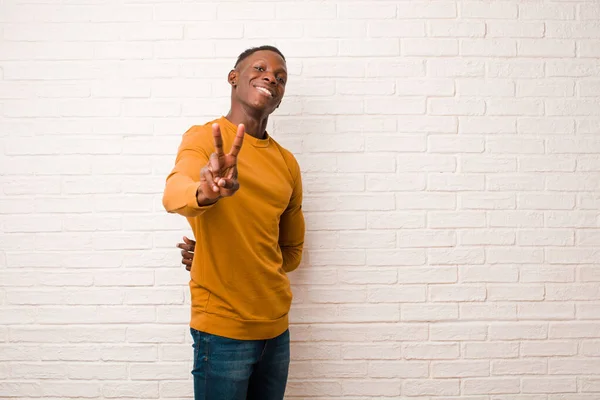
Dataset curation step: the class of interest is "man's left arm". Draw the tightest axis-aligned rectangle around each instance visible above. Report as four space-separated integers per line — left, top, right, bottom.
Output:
279 158 305 273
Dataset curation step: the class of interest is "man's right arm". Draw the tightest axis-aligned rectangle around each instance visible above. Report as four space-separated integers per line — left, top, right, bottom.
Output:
162 127 216 217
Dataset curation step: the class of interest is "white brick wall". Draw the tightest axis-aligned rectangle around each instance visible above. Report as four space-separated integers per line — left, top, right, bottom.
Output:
1 0 600 398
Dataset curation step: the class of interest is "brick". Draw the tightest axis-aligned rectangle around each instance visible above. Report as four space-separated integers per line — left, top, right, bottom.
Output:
522 341 577 357
463 378 520 395
367 249 425 266
581 378 600 393
517 230 574 246
367 59 424 77
432 361 489 378
336 116 396 132
396 193 456 210
404 343 459 360
337 80 395 96
490 323 548 340
342 343 402 360
367 285 426 303
459 2 517 19
460 304 517 320
524 377 577 393
464 342 519 359
398 2 457 18
487 100 544 117
275 2 336 19
428 248 485 265
519 3 575 20
338 304 400 322
365 136 426 153
457 79 514 97
461 39 517 57
546 284 600 301
402 303 458 321
461 263 519 282
428 136 484 153
397 267 457 284
311 323 428 343
428 59 485 77
291 361 367 379
308 288 367 304
428 21 485 37
520 266 574 283
342 380 401 396
285 381 342 397
339 3 396 19
547 100 599 116
518 118 575 135
429 98 485 116
520 157 576 173
487 175 545 191
488 21 545 38
338 269 395 286
403 379 460 396
367 212 425 229
427 174 485 191
548 321 600 339
577 304 600 320
397 230 455 247
459 194 516 210
487 62 543 81
403 39 458 56
428 211 486 228
547 248 600 264
340 39 399 57
580 40 600 58
547 61 600 77
518 303 575 320
430 323 487 341
103 382 159 399
488 284 544 301
365 97 425 115
369 361 428 378
581 340 600 356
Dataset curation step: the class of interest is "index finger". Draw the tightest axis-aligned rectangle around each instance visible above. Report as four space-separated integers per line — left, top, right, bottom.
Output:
229 124 245 158
212 123 225 157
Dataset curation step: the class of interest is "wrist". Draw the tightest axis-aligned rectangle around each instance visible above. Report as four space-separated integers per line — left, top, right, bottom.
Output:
196 186 219 207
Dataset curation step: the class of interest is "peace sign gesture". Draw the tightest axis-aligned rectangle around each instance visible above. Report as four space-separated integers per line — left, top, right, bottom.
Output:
196 123 245 206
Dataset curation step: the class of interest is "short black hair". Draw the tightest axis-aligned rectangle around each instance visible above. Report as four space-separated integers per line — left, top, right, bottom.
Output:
234 45 286 68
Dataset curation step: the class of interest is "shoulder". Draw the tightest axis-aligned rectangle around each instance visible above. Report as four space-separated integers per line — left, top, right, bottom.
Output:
270 138 301 182
179 119 219 150
182 119 217 141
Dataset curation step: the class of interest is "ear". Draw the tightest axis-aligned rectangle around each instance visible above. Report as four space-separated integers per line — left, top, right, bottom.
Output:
228 70 238 87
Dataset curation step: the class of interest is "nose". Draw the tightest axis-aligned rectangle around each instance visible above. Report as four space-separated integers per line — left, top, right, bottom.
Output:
262 72 276 85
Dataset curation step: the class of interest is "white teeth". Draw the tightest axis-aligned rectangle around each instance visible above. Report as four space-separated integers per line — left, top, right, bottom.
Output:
256 87 273 97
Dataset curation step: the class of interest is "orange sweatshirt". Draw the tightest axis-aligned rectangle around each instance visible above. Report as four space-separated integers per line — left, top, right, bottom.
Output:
162 116 305 340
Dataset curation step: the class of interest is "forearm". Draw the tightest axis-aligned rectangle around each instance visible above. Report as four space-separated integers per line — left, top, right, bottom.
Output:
162 175 215 217
281 244 303 273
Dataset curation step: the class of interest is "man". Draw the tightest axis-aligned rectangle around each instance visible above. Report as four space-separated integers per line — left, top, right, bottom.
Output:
162 45 305 400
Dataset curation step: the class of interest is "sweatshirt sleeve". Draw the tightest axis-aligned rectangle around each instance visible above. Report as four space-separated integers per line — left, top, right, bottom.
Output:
278 151 305 273
162 126 215 217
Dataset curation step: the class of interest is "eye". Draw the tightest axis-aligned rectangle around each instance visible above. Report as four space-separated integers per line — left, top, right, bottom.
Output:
278 77 286 84
254 66 265 72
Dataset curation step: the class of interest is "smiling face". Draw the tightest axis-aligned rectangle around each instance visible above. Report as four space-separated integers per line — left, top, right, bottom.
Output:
229 50 288 116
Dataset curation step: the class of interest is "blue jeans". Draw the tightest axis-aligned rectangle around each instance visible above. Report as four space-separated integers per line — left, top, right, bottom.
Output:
190 328 290 400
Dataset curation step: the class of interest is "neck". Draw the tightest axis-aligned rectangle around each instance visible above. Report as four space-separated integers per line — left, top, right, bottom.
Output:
225 104 270 140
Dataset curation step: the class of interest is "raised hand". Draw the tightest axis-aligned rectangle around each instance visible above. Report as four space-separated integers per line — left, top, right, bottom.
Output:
197 123 245 205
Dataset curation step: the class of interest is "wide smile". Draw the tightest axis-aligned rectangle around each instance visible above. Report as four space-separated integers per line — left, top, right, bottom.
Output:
254 85 275 98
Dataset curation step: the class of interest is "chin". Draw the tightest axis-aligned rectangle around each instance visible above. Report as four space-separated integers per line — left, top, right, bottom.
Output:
249 99 276 114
